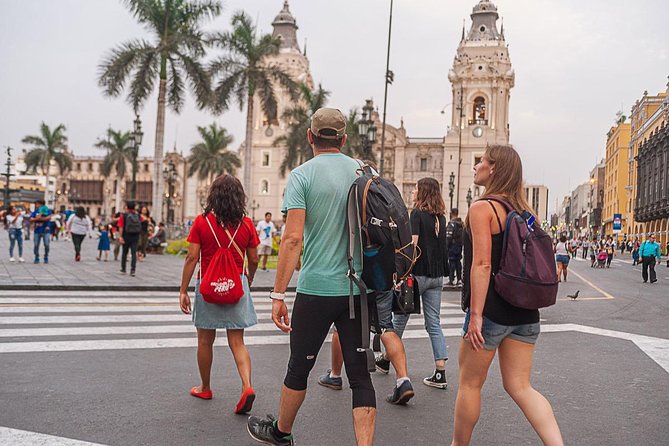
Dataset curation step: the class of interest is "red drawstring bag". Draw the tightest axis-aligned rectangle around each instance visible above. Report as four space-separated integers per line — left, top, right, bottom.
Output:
199 216 245 305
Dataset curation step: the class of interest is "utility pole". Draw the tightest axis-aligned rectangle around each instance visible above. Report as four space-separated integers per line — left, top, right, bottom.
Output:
2 147 14 206
379 0 394 176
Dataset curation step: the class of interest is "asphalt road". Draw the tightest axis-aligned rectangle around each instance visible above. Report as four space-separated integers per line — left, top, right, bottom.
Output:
0 254 667 445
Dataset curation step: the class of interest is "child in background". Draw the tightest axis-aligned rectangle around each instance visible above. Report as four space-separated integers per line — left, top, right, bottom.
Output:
96 224 111 261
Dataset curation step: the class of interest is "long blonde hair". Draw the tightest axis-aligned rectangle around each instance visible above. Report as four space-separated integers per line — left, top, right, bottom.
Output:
479 144 536 219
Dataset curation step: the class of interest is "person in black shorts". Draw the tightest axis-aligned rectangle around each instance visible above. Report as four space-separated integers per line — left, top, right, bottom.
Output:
247 108 376 446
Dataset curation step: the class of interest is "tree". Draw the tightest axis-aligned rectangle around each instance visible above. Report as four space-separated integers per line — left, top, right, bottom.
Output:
208 11 299 195
98 0 221 219
95 129 134 213
22 122 72 205
187 123 240 184
275 83 330 177
341 108 376 162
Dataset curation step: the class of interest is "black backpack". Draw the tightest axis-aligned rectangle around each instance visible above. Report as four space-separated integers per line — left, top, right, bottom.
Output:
345 161 419 371
124 212 141 234
446 219 463 246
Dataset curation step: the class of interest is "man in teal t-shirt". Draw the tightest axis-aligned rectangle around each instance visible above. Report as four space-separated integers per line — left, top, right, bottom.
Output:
639 234 662 283
247 108 376 446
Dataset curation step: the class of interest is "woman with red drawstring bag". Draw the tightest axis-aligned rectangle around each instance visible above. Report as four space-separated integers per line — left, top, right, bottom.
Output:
179 174 260 415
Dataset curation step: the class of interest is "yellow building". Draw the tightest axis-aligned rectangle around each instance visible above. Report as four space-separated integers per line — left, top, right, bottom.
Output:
628 84 669 247
603 121 631 239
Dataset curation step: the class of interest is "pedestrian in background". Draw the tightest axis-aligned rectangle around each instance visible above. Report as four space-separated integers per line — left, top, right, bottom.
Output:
605 238 614 268
454 144 563 446
118 201 142 277
30 199 52 264
66 207 92 262
256 212 276 271
392 177 450 389
554 235 570 282
639 234 661 283
446 208 464 286
179 174 259 414
665 240 669 268
138 206 154 261
97 224 111 261
632 239 640 266
5 206 25 262
588 240 597 267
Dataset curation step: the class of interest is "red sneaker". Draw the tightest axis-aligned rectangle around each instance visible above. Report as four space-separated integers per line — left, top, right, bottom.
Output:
190 386 213 400
234 387 255 414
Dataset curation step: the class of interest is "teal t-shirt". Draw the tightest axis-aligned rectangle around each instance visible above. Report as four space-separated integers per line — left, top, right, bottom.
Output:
282 153 362 296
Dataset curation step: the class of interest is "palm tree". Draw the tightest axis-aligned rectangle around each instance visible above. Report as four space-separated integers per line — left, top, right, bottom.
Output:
208 11 299 194
22 122 72 205
188 123 240 184
341 108 375 162
95 129 134 213
275 83 330 177
98 0 221 219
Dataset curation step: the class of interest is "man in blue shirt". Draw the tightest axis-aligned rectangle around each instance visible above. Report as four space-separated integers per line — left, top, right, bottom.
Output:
30 199 52 264
639 234 662 283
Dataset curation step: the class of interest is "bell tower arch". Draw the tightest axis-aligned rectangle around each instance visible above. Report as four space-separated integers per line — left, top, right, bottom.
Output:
443 0 515 215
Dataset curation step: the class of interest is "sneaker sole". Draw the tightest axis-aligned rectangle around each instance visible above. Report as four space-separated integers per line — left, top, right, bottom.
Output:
375 366 390 374
246 424 291 446
388 389 415 405
423 379 448 389
317 380 342 391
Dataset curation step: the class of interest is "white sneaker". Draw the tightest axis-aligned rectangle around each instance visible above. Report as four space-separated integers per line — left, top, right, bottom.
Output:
18 257 25 263
9 257 15 262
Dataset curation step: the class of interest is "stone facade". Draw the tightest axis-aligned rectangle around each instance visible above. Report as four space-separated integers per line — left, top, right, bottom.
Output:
629 83 669 245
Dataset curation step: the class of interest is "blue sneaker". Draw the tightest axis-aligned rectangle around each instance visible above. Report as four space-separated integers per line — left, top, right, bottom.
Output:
34 257 39 264
43 257 49 264
318 370 343 390
386 380 415 405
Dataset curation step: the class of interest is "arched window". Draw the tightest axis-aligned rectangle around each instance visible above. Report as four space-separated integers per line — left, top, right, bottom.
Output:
260 179 269 195
472 96 487 125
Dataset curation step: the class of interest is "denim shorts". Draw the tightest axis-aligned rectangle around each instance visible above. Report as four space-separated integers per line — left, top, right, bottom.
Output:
375 290 395 331
462 311 540 351
555 254 570 266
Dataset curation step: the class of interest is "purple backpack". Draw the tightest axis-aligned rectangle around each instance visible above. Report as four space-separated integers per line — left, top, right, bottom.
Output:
487 196 558 310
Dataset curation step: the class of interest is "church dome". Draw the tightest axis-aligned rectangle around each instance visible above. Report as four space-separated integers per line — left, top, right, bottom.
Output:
472 1 498 14
272 1 296 27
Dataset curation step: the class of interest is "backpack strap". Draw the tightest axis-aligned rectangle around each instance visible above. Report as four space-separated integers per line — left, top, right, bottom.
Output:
345 182 375 373
484 200 504 233
204 214 244 259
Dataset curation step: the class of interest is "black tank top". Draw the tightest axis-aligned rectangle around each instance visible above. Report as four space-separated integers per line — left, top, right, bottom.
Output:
462 201 540 326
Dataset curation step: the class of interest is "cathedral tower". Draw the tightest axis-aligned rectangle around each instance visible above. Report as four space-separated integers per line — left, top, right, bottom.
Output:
443 0 515 215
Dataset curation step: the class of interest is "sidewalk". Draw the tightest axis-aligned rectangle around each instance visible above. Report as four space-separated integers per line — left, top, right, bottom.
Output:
0 232 295 291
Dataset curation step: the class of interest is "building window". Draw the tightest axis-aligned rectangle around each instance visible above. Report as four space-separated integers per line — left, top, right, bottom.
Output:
77 163 81 171
260 179 269 195
144 164 149 173
472 96 486 125
420 158 427 172
261 150 271 167
88 163 93 172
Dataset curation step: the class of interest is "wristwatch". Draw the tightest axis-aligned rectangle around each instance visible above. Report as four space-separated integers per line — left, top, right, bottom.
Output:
269 291 286 301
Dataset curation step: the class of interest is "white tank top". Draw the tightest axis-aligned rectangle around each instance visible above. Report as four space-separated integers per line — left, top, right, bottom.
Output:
555 242 569 256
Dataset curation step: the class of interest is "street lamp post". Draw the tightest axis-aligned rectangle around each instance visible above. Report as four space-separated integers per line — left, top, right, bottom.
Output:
2 147 14 206
448 171 455 211
250 199 260 222
131 114 143 202
163 161 176 225
357 99 377 163
466 188 473 209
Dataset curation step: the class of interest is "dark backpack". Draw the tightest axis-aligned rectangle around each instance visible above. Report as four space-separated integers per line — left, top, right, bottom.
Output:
446 220 463 246
124 212 141 234
346 162 419 371
486 196 558 310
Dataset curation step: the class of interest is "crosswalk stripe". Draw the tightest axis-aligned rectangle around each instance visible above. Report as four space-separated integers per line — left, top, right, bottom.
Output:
0 316 465 338
0 309 462 323
0 328 468 354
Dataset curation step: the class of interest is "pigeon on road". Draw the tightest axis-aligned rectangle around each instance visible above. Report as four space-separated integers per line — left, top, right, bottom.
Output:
567 290 580 300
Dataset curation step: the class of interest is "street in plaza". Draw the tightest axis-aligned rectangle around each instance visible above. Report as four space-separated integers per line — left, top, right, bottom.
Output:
0 239 667 445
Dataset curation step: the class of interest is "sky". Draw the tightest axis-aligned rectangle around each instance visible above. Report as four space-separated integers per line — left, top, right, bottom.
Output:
1 0 668 213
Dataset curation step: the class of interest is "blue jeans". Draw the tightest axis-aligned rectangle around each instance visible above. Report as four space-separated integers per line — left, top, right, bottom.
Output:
393 276 448 361
33 232 50 259
9 228 23 257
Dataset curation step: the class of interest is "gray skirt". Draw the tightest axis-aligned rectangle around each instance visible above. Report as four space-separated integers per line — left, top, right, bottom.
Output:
193 275 257 329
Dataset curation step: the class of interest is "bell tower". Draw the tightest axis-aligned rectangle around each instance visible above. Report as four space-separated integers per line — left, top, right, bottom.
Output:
443 0 515 214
